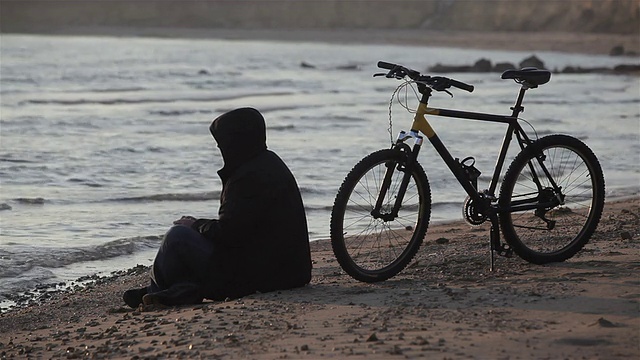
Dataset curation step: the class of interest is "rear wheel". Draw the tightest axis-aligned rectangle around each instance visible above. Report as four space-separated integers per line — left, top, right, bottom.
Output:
330 148 431 282
499 135 605 264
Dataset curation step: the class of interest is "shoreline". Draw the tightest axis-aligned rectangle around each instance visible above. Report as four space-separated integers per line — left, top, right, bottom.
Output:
1 196 638 358
2 193 638 310
9 27 640 56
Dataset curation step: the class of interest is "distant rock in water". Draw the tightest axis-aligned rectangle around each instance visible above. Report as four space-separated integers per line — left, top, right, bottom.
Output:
561 66 610 74
610 45 626 56
300 62 360 71
429 54 639 75
336 64 360 71
519 55 546 69
300 61 316 69
429 58 516 73
473 58 492 72
429 63 473 73
613 64 640 73
560 64 640 75
609 45 637 56
493 62 516 72
14 197 45 205
0 203 12 211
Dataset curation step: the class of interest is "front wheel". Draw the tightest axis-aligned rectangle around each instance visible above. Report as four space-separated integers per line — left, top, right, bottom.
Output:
499 135 605 264
330 148 431 282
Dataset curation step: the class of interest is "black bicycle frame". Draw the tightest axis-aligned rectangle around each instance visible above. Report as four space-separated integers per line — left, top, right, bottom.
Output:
371 84 566 268
375 86 559 219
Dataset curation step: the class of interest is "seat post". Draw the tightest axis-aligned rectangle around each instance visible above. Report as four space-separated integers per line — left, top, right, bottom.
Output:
510 87 527 117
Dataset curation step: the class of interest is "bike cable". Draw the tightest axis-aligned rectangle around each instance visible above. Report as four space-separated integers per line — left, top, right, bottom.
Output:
518 117 540 141
387 80 420 145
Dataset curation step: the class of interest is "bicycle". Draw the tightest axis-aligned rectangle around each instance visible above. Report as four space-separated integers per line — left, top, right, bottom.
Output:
330 61 605 283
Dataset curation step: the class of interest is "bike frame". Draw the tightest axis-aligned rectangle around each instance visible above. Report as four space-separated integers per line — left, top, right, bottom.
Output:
393 85 557 207
418 86 528 197
377 84 561 265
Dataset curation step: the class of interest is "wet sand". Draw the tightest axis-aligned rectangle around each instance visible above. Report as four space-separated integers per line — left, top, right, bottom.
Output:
1 196 638 359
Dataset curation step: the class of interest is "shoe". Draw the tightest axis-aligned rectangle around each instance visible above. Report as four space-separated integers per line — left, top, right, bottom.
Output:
123 287 148 308
142 293 159 306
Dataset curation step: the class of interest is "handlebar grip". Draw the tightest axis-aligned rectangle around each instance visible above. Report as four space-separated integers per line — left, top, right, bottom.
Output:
377 61 397 70
450 79 474 93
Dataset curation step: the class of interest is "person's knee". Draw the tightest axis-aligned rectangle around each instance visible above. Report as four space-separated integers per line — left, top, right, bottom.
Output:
162 225 196 249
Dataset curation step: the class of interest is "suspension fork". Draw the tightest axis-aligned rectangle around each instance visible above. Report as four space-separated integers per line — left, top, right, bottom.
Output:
372 89 431 221
371 132 423 221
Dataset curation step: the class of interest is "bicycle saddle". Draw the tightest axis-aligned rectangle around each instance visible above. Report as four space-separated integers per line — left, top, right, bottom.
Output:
501 68 551 88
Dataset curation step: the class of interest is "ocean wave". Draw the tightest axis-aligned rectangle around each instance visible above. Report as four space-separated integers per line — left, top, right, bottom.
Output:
22 91 295 106
0 203 12 211
53 120 101 128
12 197 46 205
110 191 220 203
1 77 37 85
268 124 295 131
149 109 208 116
98 145 171 154
0 235 161 280
0 115 44 126
533 118 563 125
312 200 464 214
304 204 334 212
88 87 148 93
67 178 105 187
298 186 328 196
524 98 640 106
0 157 34 163
607 186 640 198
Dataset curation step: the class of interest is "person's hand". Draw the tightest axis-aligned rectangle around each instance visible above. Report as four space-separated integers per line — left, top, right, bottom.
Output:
173 215 196 226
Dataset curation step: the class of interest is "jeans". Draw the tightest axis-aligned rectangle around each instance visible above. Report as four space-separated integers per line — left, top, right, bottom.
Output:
149 225 215 305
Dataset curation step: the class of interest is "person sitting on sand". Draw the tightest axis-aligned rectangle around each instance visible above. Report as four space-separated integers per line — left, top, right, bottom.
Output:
123 107 312 307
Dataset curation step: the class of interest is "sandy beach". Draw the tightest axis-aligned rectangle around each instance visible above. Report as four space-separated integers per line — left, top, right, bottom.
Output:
1 195 637 359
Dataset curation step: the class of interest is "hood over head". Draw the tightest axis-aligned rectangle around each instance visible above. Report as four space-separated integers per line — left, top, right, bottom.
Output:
210 107 267 178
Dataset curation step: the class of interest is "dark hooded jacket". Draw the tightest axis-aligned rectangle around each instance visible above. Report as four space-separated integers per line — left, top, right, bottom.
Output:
191 108 312 299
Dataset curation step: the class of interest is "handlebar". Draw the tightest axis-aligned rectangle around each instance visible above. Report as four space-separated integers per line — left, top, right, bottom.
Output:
376 61 474 93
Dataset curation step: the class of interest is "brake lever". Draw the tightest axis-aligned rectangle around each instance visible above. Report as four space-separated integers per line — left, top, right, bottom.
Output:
444 89 453 97
372 71 398 79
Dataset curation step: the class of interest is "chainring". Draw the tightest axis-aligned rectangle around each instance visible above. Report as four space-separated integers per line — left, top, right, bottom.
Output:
463 195 488 226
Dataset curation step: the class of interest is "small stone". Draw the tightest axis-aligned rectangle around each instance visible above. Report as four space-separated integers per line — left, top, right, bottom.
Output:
435 237 449 245
620 231 633 240
366 333 378 342
596 318 617 328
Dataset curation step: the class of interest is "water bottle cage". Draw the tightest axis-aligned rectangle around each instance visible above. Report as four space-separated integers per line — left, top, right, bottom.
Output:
457 156 481 189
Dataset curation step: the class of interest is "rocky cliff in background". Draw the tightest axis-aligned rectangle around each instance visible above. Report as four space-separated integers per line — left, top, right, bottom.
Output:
1 0 638 35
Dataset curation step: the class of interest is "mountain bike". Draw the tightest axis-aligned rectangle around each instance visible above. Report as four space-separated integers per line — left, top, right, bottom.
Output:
330 61 605 283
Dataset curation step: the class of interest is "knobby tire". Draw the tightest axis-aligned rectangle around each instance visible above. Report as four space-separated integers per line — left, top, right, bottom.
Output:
330 149 431 282
499 135 605 264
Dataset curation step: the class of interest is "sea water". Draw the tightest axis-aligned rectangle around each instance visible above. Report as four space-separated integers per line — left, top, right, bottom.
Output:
1 34 638 306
